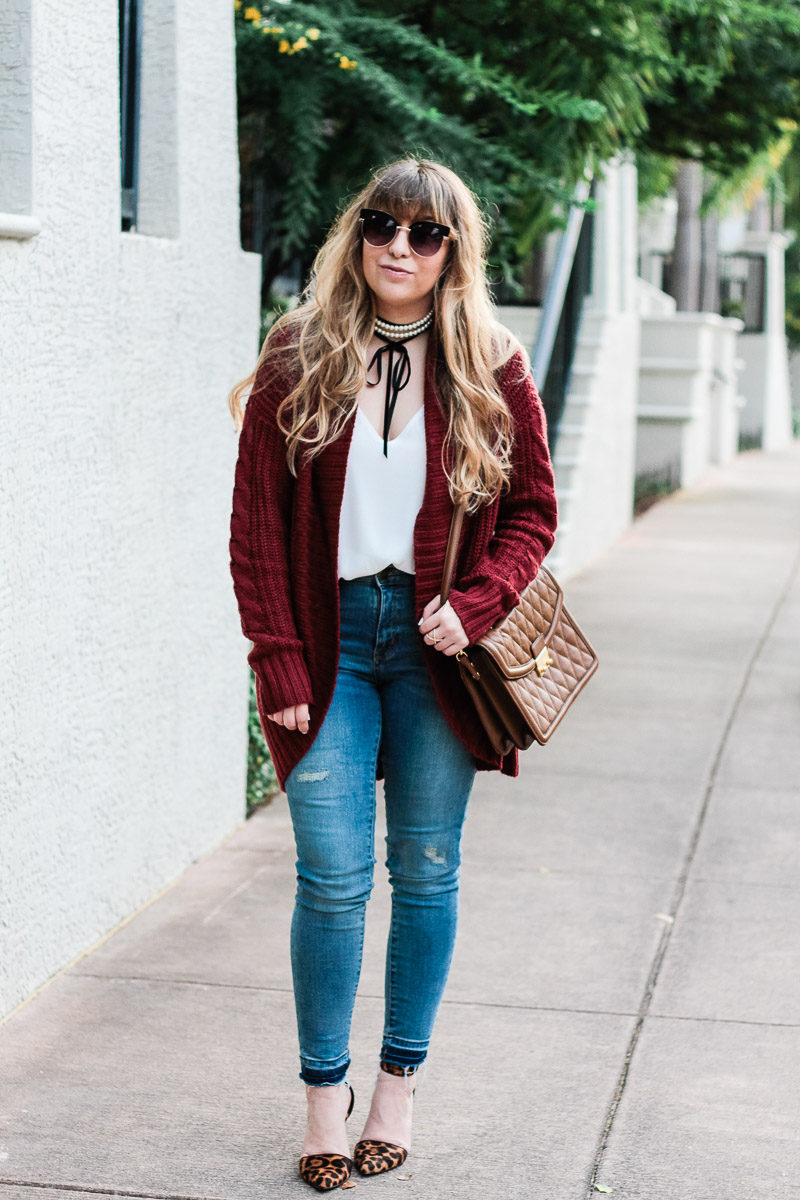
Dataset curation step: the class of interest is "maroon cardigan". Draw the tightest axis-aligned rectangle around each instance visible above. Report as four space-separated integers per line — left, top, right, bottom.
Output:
229 334 558 792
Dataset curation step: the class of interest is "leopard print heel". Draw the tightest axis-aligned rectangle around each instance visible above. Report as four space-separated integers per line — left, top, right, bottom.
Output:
298 1084 355 1191
353 1061 417 1176
298 1152 354 1190
354 1138 408 1175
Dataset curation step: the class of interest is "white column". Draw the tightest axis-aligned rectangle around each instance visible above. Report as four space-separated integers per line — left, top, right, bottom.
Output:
735 229 794 450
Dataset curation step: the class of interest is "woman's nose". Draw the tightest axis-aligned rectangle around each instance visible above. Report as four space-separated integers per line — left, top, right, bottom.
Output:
390 227 412 255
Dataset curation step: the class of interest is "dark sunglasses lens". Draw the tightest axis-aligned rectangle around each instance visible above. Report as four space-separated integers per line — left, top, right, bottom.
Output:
409 223 446 256
362 212 396 247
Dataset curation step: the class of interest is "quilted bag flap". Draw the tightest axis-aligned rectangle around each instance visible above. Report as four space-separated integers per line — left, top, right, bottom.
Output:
476 566 565 681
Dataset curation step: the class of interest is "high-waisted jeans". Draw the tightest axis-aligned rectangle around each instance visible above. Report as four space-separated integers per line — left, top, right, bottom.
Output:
284 564 477 1085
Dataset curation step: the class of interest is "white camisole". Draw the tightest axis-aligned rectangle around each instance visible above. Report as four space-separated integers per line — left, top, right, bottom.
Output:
337 404 427 579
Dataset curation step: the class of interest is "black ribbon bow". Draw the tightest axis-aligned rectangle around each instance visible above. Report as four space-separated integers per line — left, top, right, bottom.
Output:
366 337 413 457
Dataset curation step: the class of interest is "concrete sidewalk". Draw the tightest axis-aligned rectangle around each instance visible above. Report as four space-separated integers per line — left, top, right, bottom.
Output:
2 444 799 1200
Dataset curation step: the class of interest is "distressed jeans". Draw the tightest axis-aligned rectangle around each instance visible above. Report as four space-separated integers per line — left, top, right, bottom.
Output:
284 564 477 1085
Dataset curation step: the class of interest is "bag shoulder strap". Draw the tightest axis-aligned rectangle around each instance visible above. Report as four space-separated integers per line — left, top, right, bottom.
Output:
440 500 467 603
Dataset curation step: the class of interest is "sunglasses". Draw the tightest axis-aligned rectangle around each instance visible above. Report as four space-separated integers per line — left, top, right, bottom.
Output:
359 208 454 258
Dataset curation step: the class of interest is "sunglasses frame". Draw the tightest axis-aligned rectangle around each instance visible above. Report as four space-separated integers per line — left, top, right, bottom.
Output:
359 208 455 257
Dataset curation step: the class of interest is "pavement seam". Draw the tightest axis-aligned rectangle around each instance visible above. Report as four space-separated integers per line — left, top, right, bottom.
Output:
58 972 642 1017
584 540 800 1199
59 973 800 1025
662 874 800 893
0 1180 228 1200
646 1012 800 1028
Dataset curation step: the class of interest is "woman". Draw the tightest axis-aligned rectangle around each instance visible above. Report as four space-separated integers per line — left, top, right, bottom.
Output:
228 157 558 1191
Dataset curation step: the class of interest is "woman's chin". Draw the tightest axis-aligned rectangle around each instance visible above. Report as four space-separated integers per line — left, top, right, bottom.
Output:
369 279 413 301
367 283 433 319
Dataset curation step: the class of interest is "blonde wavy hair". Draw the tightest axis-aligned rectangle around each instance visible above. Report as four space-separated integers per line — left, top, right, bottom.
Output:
228 157 527 513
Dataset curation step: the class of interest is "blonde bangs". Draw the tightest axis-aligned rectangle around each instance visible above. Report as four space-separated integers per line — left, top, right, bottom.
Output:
367 162 455 226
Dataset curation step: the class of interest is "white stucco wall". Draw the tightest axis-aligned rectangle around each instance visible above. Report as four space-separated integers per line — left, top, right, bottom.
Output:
0 1 261 1018
636 312 744 487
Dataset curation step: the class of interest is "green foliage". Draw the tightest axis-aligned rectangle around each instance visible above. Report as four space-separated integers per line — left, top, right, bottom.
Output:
260 293 293 344
782 138 800 351
235 0 800 296
633 465 680 515
636 150 677 208
786 256 800 352
235 0 613 291
642 0 800 172
247 668 279 813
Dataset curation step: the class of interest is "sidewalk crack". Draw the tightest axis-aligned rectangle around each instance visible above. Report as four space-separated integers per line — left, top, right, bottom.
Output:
584 541 800 1198
0 1178 229 1200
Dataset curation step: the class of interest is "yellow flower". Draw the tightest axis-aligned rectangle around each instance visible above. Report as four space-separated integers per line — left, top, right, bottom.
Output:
338 55 357 69
278 38 291 52
243 7 261 20
306 27 320 39
293 35 308 50
234 1 242 9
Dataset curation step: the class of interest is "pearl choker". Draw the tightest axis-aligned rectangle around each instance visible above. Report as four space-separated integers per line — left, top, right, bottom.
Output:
374 309 434 342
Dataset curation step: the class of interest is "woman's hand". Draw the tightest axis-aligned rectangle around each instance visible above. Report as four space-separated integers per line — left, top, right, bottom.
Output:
418 594 469 656
267 703 310 734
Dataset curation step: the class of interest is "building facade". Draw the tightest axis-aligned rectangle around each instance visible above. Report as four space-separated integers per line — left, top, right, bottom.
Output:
1 1 261 1018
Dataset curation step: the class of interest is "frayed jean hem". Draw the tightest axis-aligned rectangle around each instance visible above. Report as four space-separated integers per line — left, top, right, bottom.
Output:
299 1057 350 1087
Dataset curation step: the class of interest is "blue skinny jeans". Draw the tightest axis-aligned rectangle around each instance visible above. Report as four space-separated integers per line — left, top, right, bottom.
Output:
284 564 477 1086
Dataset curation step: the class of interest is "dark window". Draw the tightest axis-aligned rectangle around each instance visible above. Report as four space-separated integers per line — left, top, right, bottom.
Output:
718 254 766 334
119 0 143 230
648 251 766 334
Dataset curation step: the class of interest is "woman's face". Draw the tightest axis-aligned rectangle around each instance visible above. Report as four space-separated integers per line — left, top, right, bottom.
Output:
361 206 451 322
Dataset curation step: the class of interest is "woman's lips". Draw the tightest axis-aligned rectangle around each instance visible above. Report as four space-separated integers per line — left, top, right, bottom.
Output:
380 264 412 278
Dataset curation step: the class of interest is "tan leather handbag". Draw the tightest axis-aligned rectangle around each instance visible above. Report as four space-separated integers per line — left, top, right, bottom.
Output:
441 500 598 755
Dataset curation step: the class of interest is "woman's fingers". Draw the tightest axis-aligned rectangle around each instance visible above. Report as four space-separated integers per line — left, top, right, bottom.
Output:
420 592 441 619
267 703 310 733
419 599 468 653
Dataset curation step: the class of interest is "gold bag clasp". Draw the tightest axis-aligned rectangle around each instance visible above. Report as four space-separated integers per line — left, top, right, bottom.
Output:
533 646 553 676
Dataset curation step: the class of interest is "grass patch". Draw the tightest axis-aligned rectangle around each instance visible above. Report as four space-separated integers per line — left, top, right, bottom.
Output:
247 669 280 814
737 430 762 452
633 466 680 517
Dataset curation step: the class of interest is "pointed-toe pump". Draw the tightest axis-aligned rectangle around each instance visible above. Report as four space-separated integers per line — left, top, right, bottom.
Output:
298 1084 355 1192
354 1137 409 1176
354 1061 416 1177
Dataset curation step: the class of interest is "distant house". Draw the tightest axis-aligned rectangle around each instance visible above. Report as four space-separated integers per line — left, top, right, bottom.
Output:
502 158 794 581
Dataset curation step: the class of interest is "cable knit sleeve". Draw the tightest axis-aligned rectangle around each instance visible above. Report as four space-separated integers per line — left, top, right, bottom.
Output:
229 359 314 713
446 350 558 645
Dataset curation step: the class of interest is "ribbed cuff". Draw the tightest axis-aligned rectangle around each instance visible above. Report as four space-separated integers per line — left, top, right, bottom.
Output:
250 646 314 713
446 583 512 645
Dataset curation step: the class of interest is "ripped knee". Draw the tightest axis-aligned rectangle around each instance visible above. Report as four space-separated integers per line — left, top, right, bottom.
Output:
423 844 447 865
387 839 461 894
296 768 330 782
